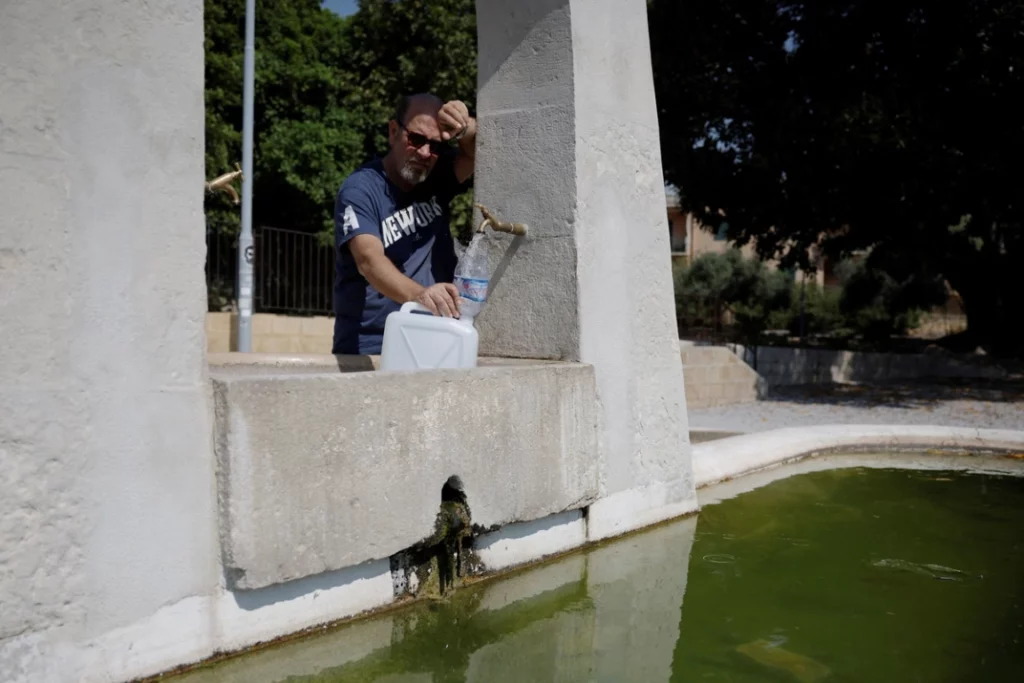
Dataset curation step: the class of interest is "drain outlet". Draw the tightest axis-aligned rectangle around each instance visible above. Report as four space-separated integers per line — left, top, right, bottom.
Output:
390 476 482 599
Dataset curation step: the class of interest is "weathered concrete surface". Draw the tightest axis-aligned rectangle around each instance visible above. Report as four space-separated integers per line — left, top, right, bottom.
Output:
474 510 587 572
473 0 578 359
207 352 562 374
474 0 695 541
692 424 1024 488
0 1 216 681
213 363 600 590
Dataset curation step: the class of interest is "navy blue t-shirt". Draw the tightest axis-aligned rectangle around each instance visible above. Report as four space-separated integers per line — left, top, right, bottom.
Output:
332 155 463 354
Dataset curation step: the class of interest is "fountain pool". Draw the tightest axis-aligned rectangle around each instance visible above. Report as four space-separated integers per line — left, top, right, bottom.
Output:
169 455 1024 682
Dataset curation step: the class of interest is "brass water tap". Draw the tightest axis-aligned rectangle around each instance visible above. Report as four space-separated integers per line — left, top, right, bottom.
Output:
475 203 528 236
206 163 243 204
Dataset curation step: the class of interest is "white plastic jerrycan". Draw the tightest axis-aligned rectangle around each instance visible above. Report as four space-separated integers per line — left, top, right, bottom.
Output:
379 302 478 372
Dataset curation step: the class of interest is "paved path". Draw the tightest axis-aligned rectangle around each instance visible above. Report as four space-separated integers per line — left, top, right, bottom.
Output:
688 379 1024 433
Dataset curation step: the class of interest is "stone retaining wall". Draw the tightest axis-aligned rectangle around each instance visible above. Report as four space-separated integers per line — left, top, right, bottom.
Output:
212 361 601 590
727 344 1003 387
207 312 334 353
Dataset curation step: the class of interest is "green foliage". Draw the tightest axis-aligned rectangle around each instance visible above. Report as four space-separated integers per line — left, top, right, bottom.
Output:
677 251 946 344
205 0 356 237
675 250 792 341
259 113 363 238
203 0 478 242
784 284 846 338
340 0 478 159
650 0 1024 353
836 258 947 340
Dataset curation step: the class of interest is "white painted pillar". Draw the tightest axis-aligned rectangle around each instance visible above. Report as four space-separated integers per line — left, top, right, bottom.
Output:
474 0 696 539
0 1 217 680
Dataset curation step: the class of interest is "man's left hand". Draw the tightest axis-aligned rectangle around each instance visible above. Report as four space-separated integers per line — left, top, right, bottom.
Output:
438 100 473 141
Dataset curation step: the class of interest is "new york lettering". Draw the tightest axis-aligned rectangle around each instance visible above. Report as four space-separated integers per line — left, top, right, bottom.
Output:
381 196 443 248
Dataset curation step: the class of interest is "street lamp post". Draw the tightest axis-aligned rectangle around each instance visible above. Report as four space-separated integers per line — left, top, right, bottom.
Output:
236 0 256 351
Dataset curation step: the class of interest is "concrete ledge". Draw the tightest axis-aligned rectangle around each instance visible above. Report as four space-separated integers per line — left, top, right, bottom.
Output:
213 362 600 590
207 352 562 375
474 510 587 572
3 559 395 683
586 477 698 542
692 424 1024 488
208 352 376 373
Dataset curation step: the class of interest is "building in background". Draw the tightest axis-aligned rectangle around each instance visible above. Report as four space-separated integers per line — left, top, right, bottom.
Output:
666 185 833 288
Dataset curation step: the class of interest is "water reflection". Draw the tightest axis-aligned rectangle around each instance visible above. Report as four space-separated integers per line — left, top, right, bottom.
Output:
179 517 697 683
175 467 1024 682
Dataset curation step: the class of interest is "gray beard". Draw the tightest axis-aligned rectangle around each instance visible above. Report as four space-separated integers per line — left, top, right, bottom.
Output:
399 162 429 186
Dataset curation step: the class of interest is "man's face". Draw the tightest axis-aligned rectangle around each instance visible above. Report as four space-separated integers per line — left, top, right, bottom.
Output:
388 109 444 186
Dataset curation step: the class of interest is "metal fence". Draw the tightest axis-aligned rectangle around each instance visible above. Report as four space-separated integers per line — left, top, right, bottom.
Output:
205 225 335 315
676 297 735 344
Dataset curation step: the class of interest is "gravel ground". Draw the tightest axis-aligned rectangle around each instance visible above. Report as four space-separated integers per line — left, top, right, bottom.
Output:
688 378 1024 433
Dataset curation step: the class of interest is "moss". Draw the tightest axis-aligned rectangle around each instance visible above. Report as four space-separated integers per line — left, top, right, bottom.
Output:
396 497 476 599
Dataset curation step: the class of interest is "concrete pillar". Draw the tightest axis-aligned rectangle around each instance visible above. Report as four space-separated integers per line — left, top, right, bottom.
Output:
0 1 216 679
474 0 695 538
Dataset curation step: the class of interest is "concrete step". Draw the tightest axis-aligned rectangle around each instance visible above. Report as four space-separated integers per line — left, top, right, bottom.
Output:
679 344 763 409
681 362 759 385
684 379 759 409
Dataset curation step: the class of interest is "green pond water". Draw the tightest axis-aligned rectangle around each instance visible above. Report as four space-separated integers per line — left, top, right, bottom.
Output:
179 466 1024 683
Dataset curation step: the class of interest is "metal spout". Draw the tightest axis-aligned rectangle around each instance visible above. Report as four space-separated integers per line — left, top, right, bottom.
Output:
475 203 528 236
206 163 243 204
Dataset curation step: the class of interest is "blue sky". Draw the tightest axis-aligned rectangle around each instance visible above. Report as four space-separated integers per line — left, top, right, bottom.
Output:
323 0 358 16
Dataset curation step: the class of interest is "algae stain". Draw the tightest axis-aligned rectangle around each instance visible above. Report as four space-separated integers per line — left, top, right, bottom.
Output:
391 477 482 600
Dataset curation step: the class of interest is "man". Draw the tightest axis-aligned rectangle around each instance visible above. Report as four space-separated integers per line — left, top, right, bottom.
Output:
332 93 476 355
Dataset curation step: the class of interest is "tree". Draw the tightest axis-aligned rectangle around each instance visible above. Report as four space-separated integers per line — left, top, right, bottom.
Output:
340 0 479 242
203 0 479 243
836 257 948 340
650 0 1024 353
205 0 362 238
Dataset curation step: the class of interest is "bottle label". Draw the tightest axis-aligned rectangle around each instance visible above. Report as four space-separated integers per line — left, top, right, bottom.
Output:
455 276 488 303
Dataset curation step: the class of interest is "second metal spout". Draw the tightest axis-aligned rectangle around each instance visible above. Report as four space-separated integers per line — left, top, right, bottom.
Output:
475 204 528 237
206 163 244 204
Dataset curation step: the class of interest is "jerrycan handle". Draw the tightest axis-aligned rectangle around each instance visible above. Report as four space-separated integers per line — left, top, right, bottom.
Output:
400 301 433 315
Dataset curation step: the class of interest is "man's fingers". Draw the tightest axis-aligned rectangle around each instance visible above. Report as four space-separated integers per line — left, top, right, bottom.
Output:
416 294 439 315
439 107 468 141
433 291 454 318
438 112 455 140
443 285 461 315
447 101 469 118
416 284 462 317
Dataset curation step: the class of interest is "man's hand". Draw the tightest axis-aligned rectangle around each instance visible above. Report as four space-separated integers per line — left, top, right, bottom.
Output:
415 283 461 318
441 100 476 183
438 100 473 141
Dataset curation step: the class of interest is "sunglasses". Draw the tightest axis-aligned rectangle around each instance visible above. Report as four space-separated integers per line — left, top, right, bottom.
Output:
399 123 452 156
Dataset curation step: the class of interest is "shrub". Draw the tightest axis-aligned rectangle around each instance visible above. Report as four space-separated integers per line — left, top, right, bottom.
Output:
836 258 947 340
784 282 846 338
674 251 947 346
674 250 792 341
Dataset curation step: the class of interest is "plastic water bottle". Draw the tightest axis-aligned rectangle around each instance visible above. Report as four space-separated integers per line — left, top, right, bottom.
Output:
454 235 488 324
